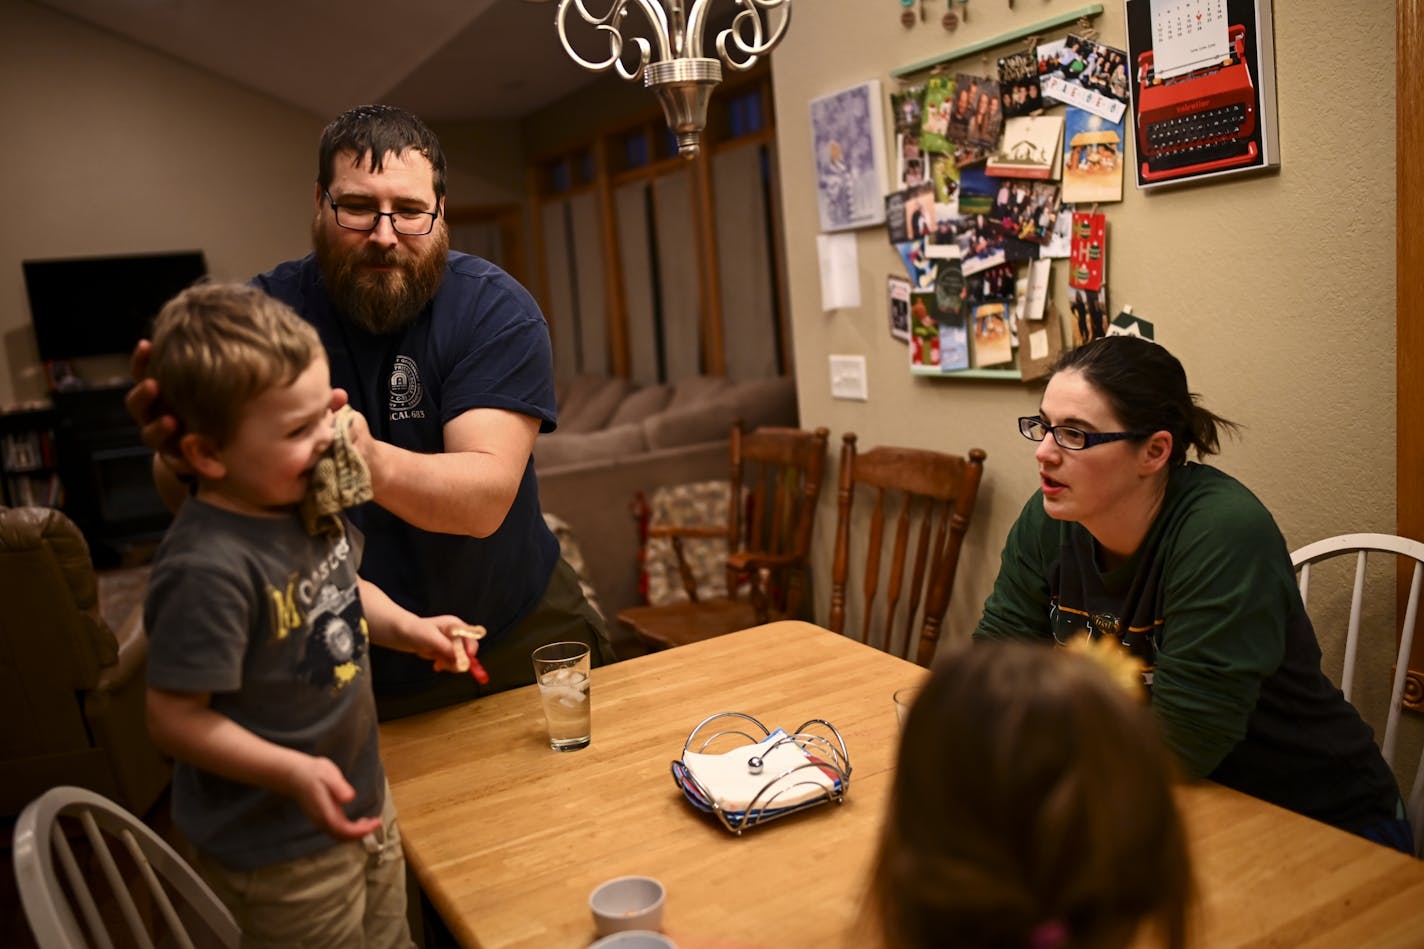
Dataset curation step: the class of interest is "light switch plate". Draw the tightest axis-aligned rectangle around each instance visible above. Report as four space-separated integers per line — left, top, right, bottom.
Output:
829 354 869 401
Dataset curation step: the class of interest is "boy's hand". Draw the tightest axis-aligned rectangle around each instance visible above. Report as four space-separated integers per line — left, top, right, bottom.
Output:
286 754 383 841
401 614 480 673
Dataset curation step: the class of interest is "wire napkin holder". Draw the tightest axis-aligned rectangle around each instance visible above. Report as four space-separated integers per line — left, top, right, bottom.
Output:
669 711 851 835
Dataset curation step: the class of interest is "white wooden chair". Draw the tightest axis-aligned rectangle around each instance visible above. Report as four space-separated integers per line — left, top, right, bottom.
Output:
1291 532 1424 856
12 785 240 948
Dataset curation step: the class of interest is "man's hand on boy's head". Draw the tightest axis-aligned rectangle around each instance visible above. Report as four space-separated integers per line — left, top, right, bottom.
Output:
125 339 188 469
287 754 383 841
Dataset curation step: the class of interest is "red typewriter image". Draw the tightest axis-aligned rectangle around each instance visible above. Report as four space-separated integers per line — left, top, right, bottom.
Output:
1125 0 1278 189
1136 24 1257 182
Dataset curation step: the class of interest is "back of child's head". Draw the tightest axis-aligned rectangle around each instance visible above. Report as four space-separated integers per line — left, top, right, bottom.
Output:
870 639 1192 949
147 282 323 445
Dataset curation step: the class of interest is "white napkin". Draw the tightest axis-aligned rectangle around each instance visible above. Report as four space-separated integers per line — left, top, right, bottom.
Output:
680 729 838 813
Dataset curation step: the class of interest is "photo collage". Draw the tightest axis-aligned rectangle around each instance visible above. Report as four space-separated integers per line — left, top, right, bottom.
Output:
884 34 1129 374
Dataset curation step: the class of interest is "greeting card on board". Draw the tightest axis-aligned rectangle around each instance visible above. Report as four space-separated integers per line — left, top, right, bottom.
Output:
940 314 970 371
1069 211 1106 291
930 154 961 219
997 50 1045 117
971 301 1014 368
1061 106 1125 204
891 84 926 134
986 115 1064 180
888 274 912 343
919 74 956 155
909 291 942 369
885 189 910 244
896 238 937 290
1069 286 1111 347
1038 35 1129 123
949 74 1004 150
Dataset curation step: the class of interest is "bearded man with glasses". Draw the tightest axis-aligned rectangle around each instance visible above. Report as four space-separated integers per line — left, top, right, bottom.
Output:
129 105 612 721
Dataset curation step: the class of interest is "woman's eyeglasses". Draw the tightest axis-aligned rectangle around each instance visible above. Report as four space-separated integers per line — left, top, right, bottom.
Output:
1018 416 1151 451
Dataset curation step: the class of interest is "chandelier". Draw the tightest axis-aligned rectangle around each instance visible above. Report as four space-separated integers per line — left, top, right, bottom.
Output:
556 0 792 159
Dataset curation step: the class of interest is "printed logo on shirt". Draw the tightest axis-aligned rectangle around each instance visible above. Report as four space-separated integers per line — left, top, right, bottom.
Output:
1089 611 1121 638
1050 596 1159 686
264 533 368 693
389 355 426 420
297 581 369 693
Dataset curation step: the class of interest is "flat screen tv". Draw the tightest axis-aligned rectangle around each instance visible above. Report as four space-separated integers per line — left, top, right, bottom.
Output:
22 250 208 363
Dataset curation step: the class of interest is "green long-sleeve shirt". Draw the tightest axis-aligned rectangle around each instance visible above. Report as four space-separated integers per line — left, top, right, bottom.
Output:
975 463 1399 830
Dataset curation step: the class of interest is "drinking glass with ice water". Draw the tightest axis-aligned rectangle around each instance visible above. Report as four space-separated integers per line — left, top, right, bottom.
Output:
532 641 592 751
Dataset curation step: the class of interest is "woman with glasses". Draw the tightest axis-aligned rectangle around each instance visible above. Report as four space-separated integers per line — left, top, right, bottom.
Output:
975 335 1411 852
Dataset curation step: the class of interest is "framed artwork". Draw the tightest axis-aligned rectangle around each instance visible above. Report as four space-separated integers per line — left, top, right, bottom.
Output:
810 80 889 232
1125 0 1280 189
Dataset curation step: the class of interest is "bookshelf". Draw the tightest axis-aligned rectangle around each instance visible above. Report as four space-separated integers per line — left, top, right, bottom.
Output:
0 405 61 508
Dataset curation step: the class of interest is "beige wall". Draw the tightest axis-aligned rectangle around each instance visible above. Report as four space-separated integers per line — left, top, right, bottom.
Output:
771 0 1416 777
0 0 326 405
772 0 1394 637
0 1 533 409
428 118 529 206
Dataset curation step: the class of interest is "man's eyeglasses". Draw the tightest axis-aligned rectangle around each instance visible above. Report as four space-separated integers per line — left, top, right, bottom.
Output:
324 190 439 236
1018 416 1151 451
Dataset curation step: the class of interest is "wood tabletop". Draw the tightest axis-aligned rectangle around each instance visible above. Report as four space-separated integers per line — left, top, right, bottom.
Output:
1171 782 1424 949
379 621 1424 949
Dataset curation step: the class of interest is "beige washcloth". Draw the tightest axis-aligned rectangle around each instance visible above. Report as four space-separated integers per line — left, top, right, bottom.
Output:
300 405 374 537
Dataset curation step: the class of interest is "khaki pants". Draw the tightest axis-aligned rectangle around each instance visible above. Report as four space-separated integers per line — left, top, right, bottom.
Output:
195 787 414 949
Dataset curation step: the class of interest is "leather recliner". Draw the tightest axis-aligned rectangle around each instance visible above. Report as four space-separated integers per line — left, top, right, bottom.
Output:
0 505 169 817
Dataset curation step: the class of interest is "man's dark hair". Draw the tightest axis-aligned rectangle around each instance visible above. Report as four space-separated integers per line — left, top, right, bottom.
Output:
317 104 447 201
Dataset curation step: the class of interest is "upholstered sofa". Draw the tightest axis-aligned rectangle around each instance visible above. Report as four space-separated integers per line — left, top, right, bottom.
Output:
0 505 170 817
535 374 799 657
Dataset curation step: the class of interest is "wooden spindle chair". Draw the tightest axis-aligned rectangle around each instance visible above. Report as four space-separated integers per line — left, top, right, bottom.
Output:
829 433 986 667
618 423 830 651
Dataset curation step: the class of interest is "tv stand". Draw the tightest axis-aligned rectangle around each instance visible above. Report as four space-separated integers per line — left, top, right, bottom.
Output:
51 384 171 567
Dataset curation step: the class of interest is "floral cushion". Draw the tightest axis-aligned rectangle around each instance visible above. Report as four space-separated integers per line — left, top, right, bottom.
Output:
641 480 748 606
543 511 603 619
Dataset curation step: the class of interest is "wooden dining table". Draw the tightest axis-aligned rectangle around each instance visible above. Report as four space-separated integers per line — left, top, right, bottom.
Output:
379 620 1424 949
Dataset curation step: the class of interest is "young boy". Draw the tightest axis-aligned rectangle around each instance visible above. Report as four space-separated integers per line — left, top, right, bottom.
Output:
142 282 474 946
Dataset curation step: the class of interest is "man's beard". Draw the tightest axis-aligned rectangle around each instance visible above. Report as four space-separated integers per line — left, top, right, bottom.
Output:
313 220 449 335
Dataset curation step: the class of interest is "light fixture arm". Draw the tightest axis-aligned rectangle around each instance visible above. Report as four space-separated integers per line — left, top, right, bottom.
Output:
556 0 792 159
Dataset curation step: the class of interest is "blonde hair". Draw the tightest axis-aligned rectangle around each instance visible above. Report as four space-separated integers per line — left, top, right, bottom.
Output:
147 282 323 445
868 640 1193 949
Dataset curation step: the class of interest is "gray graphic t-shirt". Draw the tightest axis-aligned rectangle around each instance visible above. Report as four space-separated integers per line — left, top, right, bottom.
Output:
145 500 384 870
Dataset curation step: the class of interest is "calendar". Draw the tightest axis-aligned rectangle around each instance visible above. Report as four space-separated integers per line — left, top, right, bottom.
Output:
1125 0 1280 189
1150 0 1230 80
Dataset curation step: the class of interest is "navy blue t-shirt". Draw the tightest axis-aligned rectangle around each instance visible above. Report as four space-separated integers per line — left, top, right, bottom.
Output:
256 252 561 696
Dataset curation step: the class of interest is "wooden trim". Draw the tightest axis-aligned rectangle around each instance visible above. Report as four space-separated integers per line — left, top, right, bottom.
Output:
708 127 779 155
610 155 694 189
527 66 785 382
533 181 599 202
527 167 552 330
1398 0 1424 712
593 140 631 377
528 62 774 166
692 147 726 375
446 203 527 288
764 139 792 377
